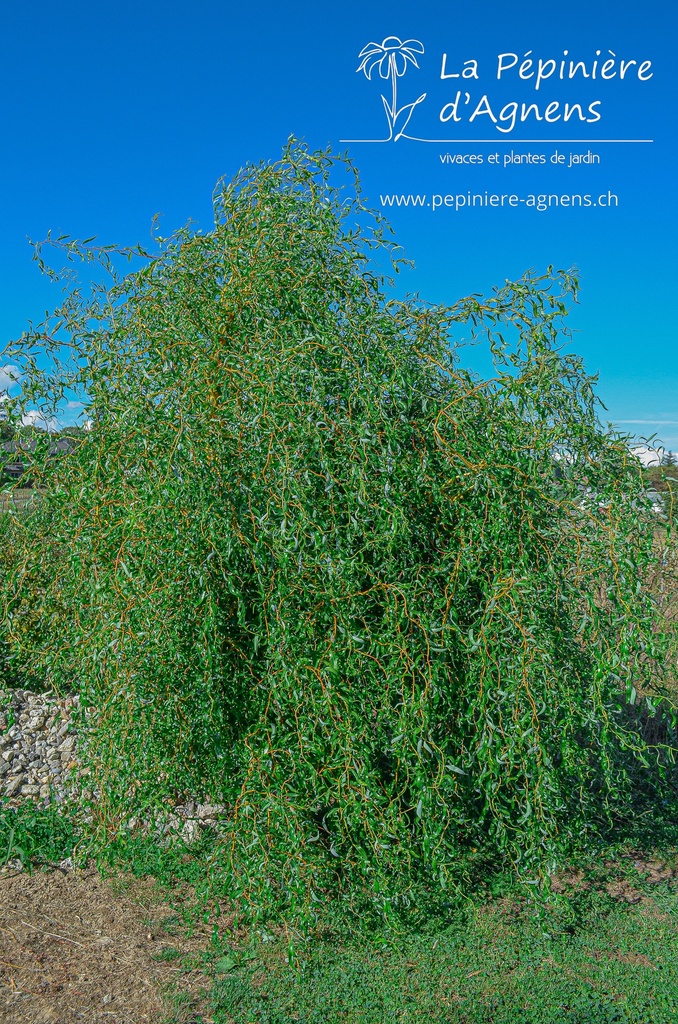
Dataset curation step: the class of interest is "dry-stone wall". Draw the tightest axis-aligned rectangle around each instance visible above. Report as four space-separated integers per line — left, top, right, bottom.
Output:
0 688 79 806
0 688 225 843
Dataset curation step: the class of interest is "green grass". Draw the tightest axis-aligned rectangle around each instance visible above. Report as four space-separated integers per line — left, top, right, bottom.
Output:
0 797 78 870
203 794 678 1023
208 876 678 1024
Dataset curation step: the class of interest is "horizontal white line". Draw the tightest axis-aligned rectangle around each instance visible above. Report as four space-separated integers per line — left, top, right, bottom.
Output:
340 138 654 144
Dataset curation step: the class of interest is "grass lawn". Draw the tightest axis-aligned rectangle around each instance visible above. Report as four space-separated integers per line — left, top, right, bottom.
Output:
209 863 678 1023
4 797 678 1023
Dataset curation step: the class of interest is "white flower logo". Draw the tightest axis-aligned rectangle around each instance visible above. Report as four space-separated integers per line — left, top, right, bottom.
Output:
357 37 424 79
357 37 426 141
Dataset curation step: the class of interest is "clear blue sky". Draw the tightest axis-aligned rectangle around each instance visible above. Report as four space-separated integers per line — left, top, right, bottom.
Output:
0 0 675 447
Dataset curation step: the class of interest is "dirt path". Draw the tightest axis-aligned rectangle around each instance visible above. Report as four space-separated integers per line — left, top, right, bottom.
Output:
0 861 218 1023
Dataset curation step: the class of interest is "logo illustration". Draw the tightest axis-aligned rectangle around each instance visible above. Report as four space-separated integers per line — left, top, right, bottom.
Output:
345 39 651 144
357 37 426 141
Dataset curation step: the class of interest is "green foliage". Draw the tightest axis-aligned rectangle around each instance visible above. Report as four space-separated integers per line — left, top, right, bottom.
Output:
642 466 678 523
209 878 678 1023
0 141 674 928
0 799 78 869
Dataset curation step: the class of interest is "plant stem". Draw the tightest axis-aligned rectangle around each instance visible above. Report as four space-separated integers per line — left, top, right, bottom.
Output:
390 54 397 125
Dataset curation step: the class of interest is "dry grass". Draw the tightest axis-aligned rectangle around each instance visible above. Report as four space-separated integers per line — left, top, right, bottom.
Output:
0 860 225 1024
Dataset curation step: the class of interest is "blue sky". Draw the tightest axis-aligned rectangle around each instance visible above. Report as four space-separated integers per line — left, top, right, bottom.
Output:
0 0 675 449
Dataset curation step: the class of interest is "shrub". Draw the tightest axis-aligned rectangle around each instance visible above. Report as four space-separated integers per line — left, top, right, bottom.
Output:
0 141 673 927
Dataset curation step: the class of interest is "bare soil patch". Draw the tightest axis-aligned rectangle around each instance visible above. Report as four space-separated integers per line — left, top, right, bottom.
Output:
0 861 217 1024
550 852 678 901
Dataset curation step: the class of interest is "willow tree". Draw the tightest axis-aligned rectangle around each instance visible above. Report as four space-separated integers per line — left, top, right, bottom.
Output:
0 142 671 927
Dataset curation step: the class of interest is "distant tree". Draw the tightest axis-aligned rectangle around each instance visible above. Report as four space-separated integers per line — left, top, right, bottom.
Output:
16 424 47 438
661 449 677 467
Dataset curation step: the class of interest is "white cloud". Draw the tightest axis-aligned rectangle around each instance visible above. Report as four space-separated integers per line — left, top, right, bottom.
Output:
630 444 674 467
66 400 84 410
617 419 678 426
21 409 60 432
0 364 22 392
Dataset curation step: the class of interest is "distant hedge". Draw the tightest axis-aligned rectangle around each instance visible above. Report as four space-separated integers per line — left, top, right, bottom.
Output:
0 142 673 928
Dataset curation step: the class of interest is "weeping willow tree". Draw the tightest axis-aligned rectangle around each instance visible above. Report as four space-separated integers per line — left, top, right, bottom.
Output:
0 141 672 927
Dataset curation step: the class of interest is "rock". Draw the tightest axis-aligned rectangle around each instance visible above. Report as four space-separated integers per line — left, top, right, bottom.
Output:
20 784 40 796
181 820 201 844
196 803 225 820
5 774 25 796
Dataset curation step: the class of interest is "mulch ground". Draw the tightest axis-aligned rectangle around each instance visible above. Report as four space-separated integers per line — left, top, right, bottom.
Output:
0 861 221 1023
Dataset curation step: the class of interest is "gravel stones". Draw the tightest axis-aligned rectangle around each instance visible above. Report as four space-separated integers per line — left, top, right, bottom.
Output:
0 687 226 843
0 688 79 807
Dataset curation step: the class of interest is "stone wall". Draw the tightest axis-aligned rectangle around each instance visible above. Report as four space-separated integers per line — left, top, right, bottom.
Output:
0 687 226 844
0 688 79 806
